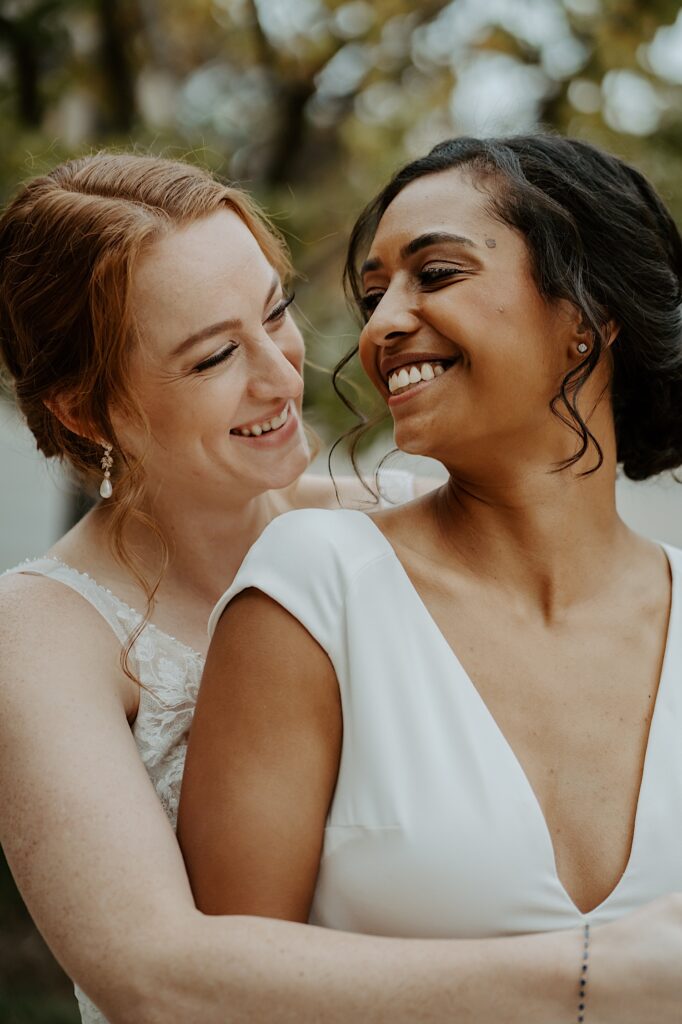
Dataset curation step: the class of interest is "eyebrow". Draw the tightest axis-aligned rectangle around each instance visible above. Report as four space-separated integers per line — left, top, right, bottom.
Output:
170 271 281 359
361 231 478 276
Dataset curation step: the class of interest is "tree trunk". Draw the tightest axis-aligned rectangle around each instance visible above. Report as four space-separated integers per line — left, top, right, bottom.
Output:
96 0 137 133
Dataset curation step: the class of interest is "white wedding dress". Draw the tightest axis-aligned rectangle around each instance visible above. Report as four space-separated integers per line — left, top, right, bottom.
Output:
3 470 416 1023
211 508 682 936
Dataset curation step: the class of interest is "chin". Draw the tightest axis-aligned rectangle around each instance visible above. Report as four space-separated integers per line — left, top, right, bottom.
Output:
393 426 434 458
264 445 311 491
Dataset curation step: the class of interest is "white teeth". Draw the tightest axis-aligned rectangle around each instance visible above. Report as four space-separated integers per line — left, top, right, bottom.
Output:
232 403 290 438
386 361 450 394
271 405 289 430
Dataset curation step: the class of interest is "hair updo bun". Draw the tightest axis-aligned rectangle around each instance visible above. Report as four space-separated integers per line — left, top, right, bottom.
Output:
0 152 292 679
343 134 682 481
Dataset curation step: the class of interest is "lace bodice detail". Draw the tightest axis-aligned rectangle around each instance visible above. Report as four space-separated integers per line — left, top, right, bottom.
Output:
2 556 205 1024
4 556 205 827
2 470 416 1024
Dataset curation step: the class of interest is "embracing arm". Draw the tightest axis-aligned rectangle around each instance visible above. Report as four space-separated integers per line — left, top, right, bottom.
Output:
3 577 680 1024
178 587 682 1024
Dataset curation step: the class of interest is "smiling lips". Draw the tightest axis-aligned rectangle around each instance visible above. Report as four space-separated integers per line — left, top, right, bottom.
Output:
231 361 449 435
387 360 452 396
230 402 290 437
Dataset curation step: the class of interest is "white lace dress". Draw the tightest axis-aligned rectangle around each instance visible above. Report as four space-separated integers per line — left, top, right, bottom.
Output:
2 469 416 1023
2 556 204 1024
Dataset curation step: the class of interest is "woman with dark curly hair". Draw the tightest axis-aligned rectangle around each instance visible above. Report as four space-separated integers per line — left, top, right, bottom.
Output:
181 135 682 1022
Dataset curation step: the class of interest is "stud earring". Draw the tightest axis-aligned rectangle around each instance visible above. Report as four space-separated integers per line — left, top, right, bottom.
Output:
100 443 114 498
577 342 589 354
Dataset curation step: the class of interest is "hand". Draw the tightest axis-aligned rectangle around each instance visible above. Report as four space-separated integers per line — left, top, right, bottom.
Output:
589 893 682 1023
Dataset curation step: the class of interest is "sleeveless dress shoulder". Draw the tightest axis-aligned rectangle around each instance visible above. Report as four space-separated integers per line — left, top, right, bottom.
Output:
212 509 682 938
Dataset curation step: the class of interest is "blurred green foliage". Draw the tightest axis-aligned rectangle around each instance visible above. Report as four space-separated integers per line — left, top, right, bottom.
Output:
0 994 80 1024
1 0 681 1017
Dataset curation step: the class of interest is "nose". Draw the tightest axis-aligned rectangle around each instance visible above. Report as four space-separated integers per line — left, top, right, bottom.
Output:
361 280 421 349
248 332 304 402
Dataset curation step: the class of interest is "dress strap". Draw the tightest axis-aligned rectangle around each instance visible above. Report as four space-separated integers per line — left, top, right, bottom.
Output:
2 557 140 649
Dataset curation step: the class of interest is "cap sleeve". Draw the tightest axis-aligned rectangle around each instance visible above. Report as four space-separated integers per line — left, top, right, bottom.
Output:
208 508 369 665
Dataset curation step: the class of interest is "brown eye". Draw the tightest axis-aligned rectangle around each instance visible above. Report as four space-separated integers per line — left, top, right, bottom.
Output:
359 292 384 317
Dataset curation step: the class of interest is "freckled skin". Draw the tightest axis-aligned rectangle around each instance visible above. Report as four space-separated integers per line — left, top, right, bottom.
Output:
119 209 311 503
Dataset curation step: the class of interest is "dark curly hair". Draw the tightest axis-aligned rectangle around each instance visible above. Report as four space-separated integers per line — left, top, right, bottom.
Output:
339 134 682 481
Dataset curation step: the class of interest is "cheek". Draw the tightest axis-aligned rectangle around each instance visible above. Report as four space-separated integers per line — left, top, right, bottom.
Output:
149 379 242 443
282 324 305 370
358 328 374 377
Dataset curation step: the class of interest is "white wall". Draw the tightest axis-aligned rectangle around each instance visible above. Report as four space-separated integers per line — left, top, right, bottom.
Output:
616 473 682 547
0 400 71 572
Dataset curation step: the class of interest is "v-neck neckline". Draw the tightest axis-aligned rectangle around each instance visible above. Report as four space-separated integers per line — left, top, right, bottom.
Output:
353 511 678 919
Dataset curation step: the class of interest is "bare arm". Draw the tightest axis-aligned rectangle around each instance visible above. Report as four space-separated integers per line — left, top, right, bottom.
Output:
178 589 341 921
3 576 681 1024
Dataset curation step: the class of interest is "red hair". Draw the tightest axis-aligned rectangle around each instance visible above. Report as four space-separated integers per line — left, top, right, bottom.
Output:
0 153 293 678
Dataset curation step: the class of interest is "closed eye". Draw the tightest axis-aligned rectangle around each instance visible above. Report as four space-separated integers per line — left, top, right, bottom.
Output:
192 292 294 372
418 265 466 285
193 342 238 373
265 291 295 324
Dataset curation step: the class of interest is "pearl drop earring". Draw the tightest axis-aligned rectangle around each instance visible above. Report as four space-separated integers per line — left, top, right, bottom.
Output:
100 443 114 498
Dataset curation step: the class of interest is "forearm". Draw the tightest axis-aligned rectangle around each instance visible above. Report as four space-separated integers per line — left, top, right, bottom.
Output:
118 912 580 1024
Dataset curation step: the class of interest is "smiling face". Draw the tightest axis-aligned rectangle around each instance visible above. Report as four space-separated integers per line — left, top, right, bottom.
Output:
358 168 589 474
117 208 310 504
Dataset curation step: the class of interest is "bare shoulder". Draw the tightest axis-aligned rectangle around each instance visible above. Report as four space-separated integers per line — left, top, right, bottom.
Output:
0 570 136 716
287 472 378 511
286 469 443 512
368 490 438 544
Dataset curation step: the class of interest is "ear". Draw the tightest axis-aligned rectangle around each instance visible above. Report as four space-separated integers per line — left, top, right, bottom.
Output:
562 300 620 354
577 317 620 349
602 318 620 348
43 394 99 444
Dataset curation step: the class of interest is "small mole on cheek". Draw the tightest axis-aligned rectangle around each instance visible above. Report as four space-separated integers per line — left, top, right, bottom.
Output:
496 305 505 314
485 238 497 248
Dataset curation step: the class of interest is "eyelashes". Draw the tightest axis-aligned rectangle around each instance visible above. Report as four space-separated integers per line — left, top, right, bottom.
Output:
193 291 296 373
358 292 383 316
359 267 464 318
193 342 238 373
265 291 296 324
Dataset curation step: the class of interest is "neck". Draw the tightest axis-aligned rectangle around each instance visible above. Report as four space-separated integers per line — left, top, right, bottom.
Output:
91 483 288 607
429 449 634 617
162 489 284 601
